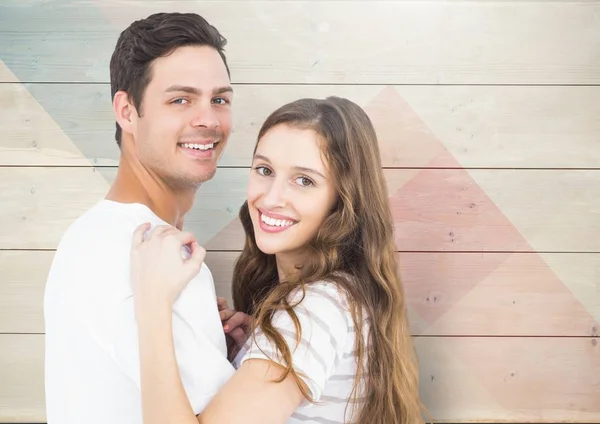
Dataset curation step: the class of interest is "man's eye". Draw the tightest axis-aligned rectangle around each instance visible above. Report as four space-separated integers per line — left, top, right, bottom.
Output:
213 97 230 105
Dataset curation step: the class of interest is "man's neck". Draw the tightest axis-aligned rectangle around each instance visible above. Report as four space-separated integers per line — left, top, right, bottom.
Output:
105 155 195 230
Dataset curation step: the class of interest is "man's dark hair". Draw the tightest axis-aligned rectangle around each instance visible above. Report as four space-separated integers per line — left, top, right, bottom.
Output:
109 12 230 147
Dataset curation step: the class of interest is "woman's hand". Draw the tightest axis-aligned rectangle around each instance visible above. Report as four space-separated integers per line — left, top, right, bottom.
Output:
217 297 253 362
130 223 206 317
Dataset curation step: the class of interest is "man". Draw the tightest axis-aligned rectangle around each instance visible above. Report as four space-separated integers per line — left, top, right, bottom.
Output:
44 12 236 423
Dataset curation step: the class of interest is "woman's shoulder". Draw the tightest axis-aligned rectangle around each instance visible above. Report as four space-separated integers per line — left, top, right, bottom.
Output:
291 276 351 303
286 276 358 324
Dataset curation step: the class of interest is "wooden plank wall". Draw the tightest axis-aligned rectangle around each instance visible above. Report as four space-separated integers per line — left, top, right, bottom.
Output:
1 1 599 422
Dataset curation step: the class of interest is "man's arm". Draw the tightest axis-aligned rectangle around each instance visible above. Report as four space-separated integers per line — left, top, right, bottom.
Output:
87 284 233 420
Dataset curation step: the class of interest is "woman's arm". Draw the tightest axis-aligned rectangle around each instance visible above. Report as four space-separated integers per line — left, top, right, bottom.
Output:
198 359 305 423
131 224 305 424
136 301 197 424
136 299 305 424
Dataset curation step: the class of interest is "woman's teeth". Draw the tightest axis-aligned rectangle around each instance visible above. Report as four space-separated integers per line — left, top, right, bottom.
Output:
261 213 295 227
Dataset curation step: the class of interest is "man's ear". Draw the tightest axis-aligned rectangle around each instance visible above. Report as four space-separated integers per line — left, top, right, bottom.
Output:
113 90 136 135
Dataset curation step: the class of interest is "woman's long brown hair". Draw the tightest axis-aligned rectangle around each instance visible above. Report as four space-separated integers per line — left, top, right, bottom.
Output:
232 97 426 423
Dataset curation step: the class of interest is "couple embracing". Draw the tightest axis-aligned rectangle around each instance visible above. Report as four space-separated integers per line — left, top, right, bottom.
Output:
44 11 425 424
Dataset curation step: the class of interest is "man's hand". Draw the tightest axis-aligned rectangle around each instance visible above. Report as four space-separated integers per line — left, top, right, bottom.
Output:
217 297 252 362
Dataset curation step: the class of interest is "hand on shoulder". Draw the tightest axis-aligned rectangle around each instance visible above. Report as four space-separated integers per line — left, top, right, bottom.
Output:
130 223 206 315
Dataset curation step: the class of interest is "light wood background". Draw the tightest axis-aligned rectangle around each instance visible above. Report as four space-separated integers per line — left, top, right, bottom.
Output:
1 1 599 423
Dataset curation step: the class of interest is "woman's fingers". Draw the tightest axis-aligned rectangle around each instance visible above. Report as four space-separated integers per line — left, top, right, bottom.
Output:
130 224 205 308
131 222 152 249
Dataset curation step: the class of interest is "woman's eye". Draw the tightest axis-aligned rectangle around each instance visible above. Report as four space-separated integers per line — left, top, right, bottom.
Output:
296 176 313 187
256 166 272 176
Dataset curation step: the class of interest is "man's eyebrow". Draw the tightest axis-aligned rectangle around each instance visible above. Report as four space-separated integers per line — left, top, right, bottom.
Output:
253 155 326 179
164 85 233 95
214 86 233 95
165 85 199 95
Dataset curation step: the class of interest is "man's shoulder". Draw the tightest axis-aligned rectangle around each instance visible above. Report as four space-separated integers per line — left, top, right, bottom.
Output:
58 200 148 247
49 200 153 277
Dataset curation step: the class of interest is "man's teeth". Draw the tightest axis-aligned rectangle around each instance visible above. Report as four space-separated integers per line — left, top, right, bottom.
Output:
181 142 214 151
261 213 295 227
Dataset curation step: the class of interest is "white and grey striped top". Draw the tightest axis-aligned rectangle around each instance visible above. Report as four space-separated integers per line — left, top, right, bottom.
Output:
232 281 369 423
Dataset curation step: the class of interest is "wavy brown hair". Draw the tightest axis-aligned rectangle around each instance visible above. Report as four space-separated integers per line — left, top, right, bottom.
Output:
232 96 426 423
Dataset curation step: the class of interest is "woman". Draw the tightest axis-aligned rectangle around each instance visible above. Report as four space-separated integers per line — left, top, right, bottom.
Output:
130 96 426 423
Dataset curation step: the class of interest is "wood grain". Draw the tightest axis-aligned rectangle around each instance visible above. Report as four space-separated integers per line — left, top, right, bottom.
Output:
414 336 600 423
1 1 598 84
2 83 599 168
1 334 598 423
0 335 45 423
1 1 598 421
2 250 597 336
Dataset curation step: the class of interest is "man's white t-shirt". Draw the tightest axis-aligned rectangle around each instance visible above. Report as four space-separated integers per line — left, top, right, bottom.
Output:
44 199 235 424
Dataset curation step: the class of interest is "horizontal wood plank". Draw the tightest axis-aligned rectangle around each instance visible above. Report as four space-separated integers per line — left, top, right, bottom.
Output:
2 83 600 169
414 336 600 423
1 167 598 252
1 334 598 423
0 335 45 423
0 1 599 84
2 250 597 336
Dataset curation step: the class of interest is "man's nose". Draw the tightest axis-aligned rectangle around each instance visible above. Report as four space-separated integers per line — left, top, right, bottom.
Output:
190 102 220 129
